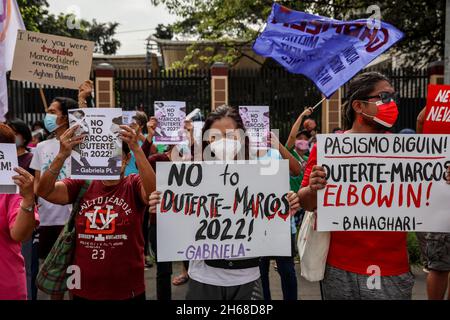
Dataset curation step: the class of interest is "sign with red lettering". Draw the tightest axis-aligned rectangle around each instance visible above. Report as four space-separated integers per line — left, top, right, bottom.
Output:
10 30 94 89
423 84 450 134
317 134 450 232
156 161 291 262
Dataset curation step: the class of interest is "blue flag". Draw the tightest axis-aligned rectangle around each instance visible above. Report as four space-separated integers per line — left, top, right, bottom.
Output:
253 4 405 98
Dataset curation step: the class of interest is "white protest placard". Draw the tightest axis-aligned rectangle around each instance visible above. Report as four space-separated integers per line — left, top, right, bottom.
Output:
317 134 450 232
239 106 270 150
122 111 137 126
69 108 122 180
0 143 18 194
156 161 291 262
10 30 94 89
154 101 186 144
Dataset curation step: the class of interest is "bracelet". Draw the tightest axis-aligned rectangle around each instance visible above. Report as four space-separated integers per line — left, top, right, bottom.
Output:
20 203 35 213
47 167 60 176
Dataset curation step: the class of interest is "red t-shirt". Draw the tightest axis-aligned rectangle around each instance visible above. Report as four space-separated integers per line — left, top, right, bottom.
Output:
301 144 409 276
63 174 147 300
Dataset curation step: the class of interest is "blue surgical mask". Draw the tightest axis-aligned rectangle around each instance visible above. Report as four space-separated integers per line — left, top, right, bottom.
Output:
44 114 59 133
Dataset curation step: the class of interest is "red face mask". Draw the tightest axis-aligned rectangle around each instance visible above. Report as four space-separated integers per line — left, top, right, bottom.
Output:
363 100 399 128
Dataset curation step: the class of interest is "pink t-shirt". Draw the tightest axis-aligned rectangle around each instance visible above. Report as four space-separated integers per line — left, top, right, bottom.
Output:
0 194 39 300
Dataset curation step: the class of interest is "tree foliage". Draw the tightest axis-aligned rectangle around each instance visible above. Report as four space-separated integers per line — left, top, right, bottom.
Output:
150 0 445 68
17 0 120 55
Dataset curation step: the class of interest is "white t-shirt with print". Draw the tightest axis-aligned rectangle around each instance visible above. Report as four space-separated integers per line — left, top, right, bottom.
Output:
30 137 72 226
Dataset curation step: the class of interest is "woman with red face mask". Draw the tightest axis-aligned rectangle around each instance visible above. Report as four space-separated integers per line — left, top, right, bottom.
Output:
298 72 416 300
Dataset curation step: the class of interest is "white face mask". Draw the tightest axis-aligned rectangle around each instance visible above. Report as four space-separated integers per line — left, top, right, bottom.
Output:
210 138 242 160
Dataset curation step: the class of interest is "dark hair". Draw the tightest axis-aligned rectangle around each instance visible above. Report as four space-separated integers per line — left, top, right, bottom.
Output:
342 71 391 130
0 123 16 143
122 142 130 155
296 129 311 139
133 111 148 127
8 119 32 147
52 97 78 117
202 105 250 160
31 120 44 130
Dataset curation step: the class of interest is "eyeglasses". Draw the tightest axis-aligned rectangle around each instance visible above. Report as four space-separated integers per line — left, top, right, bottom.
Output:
361 92 400 105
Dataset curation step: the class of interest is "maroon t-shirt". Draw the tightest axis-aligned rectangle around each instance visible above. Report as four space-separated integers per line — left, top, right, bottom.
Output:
63 174 147 300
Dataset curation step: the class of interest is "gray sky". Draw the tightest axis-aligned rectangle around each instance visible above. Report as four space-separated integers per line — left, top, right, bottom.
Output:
46 0 177 55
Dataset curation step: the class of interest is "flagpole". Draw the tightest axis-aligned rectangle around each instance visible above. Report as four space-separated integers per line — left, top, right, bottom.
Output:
311 97 326 111
38 85 48 112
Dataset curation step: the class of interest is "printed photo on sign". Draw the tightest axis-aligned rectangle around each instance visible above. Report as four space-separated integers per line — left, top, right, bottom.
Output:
156 161 291 262
10 30 94 89
0 143 18 194
423 84 450 134
69 108 122 180
239 106 270 150
317 134 450 232
122 111 137 126
154 101 186 145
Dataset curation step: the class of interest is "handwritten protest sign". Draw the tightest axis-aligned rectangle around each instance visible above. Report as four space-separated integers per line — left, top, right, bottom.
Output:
122 111 137 126
239 106 270 150
69 108 122 180
10 30 94 89
154 101 186 144
423 84 450 134
317 134 450 232
156 161 291 262
0 143 18 194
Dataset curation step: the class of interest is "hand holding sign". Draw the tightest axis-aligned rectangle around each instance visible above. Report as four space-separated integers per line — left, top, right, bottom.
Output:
119 125 139 152
147 116 158 138
58 125 86 159
12 167 35 203
309 165 327 191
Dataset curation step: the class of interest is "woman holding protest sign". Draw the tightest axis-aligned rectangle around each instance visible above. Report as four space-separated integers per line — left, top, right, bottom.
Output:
29 96 78 300
0 123 39 300
298 71 417 300
149 105 300 300
35 124 156 300
145 119 194 300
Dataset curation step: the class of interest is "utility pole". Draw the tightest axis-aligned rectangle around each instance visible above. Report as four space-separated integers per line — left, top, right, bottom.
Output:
445 0 450 83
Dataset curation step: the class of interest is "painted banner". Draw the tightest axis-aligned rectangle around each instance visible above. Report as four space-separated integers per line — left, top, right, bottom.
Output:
253 3 404 98
69 108 122 180
239 106 270 150
423 84 450 134
317 134 450 232
122 111 137 126
10 30 94 89
156 161 291 262
154 101 186 145
0 143 18 193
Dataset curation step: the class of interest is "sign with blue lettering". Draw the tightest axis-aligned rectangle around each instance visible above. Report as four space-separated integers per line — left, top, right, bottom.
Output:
253 4 404 98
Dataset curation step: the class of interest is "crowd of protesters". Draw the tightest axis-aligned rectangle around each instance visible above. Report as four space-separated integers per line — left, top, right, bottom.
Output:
0 72 449 300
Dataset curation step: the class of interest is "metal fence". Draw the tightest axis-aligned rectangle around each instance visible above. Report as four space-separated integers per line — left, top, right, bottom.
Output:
6 72 78 125
229 67 322 143
115 68 211 117
6 66 429 137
